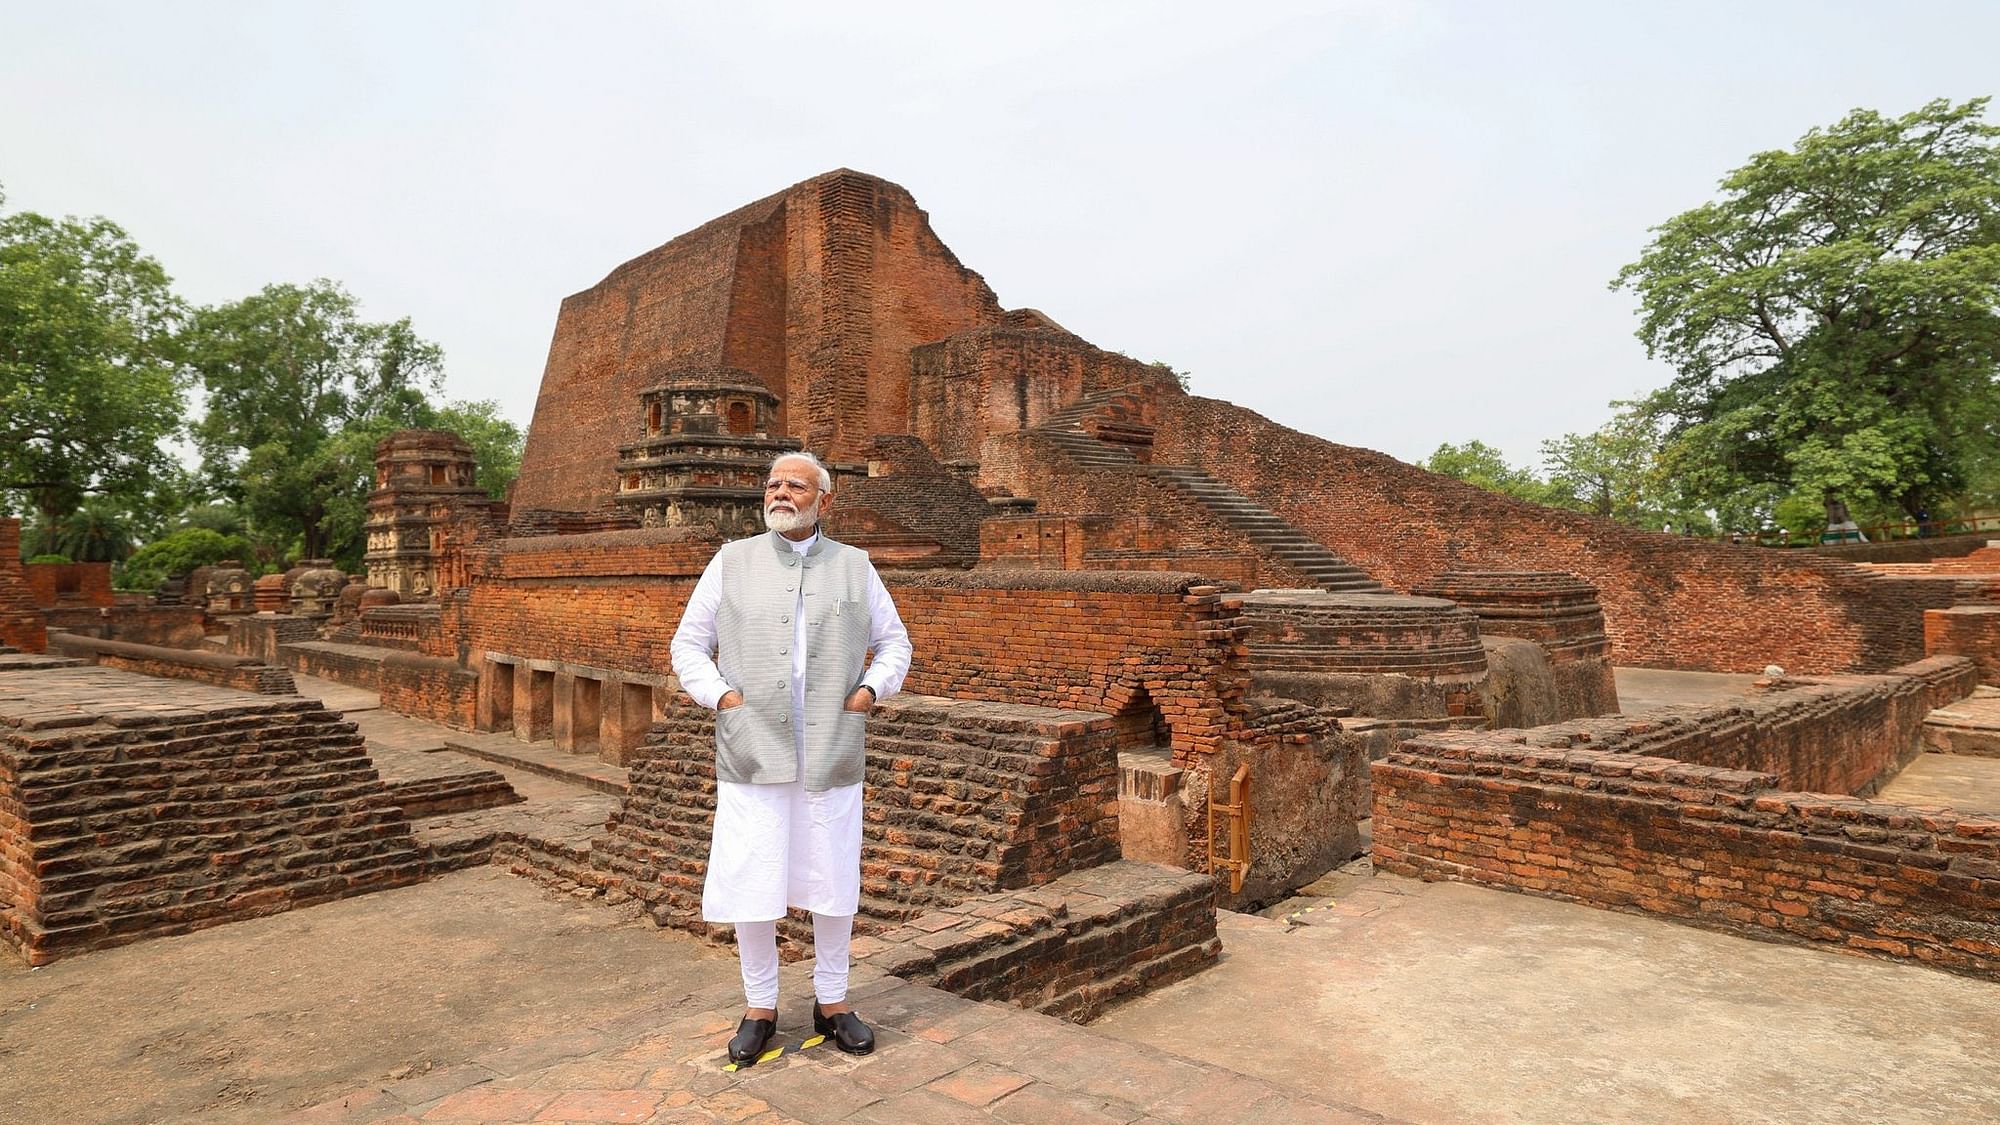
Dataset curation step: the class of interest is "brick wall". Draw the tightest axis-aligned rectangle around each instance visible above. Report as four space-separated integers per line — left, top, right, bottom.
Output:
0 520 46 653
515 170 1003 510
21 563 114 608
888 570 1248 759
0 666 426 964
1371 657 1997 978
44 605 206 648
1928 606 2000 686
909 326 1161 463
459 530 715 678
1149 392 1964 674
47 633 298 695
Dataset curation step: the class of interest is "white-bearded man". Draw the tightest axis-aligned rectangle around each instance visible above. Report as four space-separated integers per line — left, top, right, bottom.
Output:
668 451 912 1064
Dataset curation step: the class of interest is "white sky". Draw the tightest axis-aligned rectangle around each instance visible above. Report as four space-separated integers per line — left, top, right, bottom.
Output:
5 1 1996 469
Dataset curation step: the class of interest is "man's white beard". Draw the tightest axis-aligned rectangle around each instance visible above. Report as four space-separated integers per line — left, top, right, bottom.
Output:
763 505 816 534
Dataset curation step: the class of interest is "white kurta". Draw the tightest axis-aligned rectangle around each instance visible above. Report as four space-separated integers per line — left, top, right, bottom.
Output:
669 530 911 923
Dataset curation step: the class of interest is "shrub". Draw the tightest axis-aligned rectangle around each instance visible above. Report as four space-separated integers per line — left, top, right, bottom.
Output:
117 528 256 592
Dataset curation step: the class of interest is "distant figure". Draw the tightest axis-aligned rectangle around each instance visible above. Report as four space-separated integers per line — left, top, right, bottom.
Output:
1731 530 1743 545
1663 521 1674 535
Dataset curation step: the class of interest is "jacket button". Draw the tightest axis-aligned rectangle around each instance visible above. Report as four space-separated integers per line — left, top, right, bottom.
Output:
780 615 790 623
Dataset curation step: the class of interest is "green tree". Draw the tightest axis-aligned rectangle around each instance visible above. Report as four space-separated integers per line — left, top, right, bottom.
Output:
117 526 255 592
1540 399 1670 525
1614 98 2000 526
1423 440 1559 504
184 280 443 559
429 399 525 500
0 189 186 535
40 496 137 562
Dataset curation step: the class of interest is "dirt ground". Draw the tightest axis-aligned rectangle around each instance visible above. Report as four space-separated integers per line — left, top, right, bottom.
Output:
0 868 737 1124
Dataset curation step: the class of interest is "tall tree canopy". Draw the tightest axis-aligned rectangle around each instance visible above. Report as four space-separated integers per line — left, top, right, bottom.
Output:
1614 98 2000 524
185 280 443 558
1423 440 1560 505
0 190 186 533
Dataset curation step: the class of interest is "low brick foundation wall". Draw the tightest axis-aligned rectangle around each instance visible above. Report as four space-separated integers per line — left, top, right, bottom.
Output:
45 605 208 648
1372 657 1998 978
0 665 426 964
382 769 520 819
47 632 297 695
1452 657 1973 797
281 640 478 730
853 860 1220 1021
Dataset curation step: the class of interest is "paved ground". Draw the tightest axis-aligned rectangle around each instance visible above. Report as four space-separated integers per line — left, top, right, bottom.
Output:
1612 666 1763 712
1097 867 2000 1124
8 666 2000 1123
0 869 739 1123
1878 751 2000 815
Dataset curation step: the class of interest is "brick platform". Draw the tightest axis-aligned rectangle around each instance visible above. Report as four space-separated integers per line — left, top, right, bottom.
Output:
1411 569 1620 718
852 860 1220 1021
0 665 427 964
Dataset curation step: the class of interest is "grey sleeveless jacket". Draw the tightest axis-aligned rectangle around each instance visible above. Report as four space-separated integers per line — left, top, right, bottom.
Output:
709 531 874 790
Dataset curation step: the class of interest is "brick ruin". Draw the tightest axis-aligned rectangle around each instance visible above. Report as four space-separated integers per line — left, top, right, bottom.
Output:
1373 658 2000 976
0 519 48 654
9 170 2000 998
364 429 504 599
0 664 426 965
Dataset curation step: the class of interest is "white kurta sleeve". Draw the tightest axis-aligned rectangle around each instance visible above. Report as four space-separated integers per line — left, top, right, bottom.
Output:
669 556 733 710
858 561 912 701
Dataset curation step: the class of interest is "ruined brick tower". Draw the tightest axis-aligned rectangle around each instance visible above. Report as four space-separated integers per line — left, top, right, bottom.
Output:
515 170 1005 511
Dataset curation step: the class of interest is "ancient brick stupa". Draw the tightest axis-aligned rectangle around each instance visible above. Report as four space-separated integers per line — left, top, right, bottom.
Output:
364 429 500 598
611 368 800 536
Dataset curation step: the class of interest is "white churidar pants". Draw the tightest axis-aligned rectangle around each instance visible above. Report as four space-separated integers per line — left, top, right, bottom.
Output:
731 913 855 1007
703 779 863 1007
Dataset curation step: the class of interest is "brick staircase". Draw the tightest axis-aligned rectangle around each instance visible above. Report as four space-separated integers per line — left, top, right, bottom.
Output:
1034 397 1384 593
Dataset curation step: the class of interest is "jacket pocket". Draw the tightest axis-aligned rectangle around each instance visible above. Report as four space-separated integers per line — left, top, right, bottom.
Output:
715 704 756 780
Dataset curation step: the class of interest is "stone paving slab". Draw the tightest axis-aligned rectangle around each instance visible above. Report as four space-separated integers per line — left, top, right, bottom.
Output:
0 651 85 671
0 662 319 727
293 671 385 713
1876 751 2000 816
300 964 1389 1125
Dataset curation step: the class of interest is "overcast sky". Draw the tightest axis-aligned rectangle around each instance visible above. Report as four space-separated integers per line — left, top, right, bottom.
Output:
5 1 1997 469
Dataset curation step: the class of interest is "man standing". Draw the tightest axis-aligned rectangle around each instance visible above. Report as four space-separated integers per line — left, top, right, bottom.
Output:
669 451 912 1064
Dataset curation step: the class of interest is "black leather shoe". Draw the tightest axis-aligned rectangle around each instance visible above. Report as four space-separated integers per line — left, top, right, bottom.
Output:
813 1002 875 1055
727 1016 777 1064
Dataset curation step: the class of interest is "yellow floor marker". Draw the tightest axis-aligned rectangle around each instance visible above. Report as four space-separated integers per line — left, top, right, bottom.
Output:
721 1033 827 1071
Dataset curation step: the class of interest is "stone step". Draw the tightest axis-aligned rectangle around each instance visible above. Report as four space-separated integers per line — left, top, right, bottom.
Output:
440 732 630 795
1147 466 1383 593
1923 687 2000 757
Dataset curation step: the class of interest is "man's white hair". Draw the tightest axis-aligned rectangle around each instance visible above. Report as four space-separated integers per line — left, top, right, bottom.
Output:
770 451 833 493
